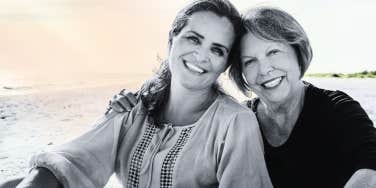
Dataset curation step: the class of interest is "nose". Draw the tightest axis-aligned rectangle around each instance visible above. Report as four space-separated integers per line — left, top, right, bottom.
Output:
193 48 209 63
258 58 273 75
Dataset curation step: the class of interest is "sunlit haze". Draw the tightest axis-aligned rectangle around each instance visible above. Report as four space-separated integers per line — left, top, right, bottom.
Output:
1 0 376 85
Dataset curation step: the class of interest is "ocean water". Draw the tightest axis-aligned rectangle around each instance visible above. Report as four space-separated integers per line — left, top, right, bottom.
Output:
1 74 375 122
0 72 151 96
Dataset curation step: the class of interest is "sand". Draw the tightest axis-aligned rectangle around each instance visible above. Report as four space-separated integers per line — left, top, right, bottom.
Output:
0 84 136 187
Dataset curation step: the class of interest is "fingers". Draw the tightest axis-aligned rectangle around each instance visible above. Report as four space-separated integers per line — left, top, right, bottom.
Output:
110 95 125 113
120 89 137 106
112 101 127 112
110 94 134 112
104 106 112 115
108 89 138 114
116 94 133 111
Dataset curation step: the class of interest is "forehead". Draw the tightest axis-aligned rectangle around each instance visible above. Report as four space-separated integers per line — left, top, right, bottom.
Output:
182 11 235 46
240 32 286 55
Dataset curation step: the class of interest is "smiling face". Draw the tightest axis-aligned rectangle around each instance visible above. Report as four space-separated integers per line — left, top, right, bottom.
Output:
240 32 302 104
168 11 235 92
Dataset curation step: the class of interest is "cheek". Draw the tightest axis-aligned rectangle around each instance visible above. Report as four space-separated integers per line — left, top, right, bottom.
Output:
292 63 302 78
167 54 179 75
211 57 228 73
243 66 258 84
283 61 301 80
277 53 300 75
169 38 190 56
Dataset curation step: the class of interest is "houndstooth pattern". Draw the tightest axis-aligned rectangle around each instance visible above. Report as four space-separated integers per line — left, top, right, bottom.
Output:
160 127 193 188
127 124 157 188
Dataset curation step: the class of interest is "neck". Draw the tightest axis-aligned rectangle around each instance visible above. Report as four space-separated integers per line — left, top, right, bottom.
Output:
258 81 306 146
262 81 306 116
161 80 218 126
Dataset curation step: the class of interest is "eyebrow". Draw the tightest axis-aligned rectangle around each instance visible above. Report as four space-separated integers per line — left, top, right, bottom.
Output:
266 43 285 52
213 43 230 53
187 30 204 39
241 56 256 60
187 30 230 53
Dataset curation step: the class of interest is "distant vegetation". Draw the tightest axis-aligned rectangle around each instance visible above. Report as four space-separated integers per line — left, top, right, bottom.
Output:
306 70 376 78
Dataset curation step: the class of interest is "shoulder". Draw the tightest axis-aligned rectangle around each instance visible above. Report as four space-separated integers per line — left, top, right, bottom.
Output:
100 101 148 129
305 83 356 109
215 95 256 119
315 86 360 110
306 83 371 123
319 87 355 107
195 95 261 151
213 96 262 151
214 95 259 131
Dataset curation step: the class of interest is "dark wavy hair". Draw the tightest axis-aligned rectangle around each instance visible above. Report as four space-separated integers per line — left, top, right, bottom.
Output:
138 0 242 125
229 7 313 96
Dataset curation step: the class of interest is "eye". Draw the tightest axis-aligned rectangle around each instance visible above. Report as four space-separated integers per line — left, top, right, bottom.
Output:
243 59 256 66
186 36 200 45
211 47 224 57
267 49 280 56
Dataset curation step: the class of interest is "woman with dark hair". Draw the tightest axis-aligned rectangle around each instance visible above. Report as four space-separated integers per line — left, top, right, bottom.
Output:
109 6 376 188
0 1 273 188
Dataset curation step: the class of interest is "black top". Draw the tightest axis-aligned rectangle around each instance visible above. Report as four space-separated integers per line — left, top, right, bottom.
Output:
248 82 376 188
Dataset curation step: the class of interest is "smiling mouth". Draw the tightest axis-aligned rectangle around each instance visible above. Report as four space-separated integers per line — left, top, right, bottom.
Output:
261 76 284 88
183 60 207 74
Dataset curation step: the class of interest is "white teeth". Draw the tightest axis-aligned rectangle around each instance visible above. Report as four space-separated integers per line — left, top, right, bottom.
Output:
263 77 282 88
185 62 205 74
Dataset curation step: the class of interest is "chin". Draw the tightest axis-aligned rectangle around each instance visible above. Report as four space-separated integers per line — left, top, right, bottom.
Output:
263 90 291 104
277 92 293 103
180 81 209 91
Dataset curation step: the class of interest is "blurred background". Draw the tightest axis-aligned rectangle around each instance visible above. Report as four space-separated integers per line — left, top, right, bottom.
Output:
1 0 376 89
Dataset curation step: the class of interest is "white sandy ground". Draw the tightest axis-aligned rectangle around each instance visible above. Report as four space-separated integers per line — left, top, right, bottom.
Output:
0 84 139 187
0 77 375 187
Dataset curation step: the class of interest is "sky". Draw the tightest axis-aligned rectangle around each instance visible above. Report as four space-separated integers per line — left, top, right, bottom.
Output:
1 0 376 83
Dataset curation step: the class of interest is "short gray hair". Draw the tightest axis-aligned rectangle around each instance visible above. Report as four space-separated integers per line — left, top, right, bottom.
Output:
229 7 313 96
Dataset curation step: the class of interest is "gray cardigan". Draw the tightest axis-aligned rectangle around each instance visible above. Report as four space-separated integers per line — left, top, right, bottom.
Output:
30 95 272 188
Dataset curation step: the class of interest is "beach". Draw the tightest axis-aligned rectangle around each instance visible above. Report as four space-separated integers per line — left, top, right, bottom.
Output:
0 86 133 187
1 76 375 187
0 73 149 187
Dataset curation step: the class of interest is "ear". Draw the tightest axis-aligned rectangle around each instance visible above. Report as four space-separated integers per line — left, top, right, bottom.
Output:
167 38 175 56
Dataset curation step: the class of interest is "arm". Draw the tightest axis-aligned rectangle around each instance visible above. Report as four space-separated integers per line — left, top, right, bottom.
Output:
345 169 376 188
16 168 62 188
217 111 273 188
28 111 131 188
0 168 59 188
331 91 376 186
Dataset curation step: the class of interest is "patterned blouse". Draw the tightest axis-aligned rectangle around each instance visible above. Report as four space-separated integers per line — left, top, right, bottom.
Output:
30 94 272 188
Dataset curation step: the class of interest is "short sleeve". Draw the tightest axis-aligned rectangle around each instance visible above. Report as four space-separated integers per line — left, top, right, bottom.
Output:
331 91 376 171
216 111 272 188
29 111 131 188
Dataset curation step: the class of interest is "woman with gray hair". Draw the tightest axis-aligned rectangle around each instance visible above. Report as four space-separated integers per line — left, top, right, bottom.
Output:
109 6 376 188
231 7 376 188
230 7 376 187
